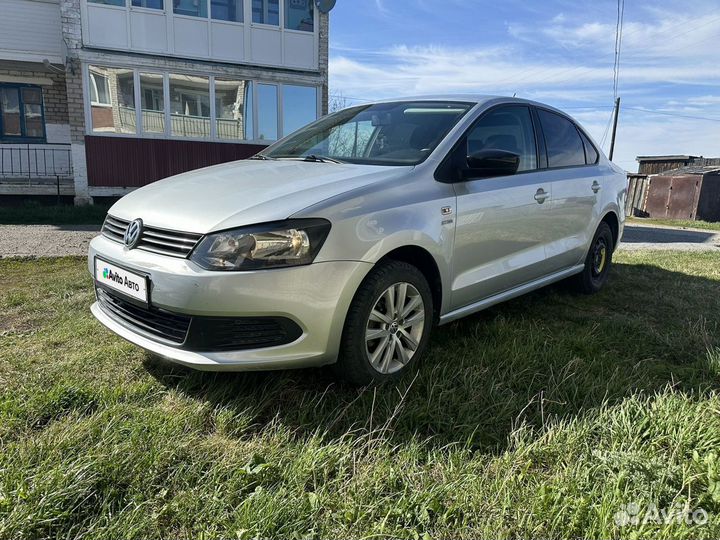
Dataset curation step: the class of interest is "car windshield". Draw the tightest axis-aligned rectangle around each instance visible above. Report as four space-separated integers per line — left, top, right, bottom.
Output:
262 101 473 166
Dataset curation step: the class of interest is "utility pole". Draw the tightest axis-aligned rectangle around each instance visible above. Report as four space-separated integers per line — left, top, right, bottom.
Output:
609 97 621 161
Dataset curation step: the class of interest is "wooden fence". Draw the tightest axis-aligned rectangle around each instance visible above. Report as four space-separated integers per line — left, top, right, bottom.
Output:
626 175 650 217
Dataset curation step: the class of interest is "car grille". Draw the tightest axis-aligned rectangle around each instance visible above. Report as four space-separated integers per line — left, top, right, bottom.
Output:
185 317 304 352
96 288 303 352
96 287 191 344
101 215 203 258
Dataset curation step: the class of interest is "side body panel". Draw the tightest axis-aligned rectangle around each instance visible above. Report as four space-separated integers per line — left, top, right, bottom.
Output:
294 169 458 315
546 160 626 269
543 164 602 270
450 172 554 310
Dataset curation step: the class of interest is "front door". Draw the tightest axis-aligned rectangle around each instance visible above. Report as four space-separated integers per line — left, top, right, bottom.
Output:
448 105 555 310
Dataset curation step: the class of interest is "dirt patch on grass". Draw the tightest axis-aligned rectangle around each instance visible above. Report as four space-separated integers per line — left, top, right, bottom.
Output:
0 313 39 337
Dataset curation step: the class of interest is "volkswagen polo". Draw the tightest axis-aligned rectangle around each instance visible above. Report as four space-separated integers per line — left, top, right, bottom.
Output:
89 96 626 384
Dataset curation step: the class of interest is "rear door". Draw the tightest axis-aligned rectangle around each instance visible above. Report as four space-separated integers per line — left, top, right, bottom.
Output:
535 108 602 271
448 105 556 310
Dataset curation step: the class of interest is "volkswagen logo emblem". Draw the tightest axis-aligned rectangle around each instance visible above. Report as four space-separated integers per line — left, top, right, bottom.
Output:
124 218 143 249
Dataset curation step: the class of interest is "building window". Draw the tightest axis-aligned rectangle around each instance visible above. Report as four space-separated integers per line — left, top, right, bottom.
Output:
170 74 210 137
252 0 279 25
212 0 242 22
282 85 316 135
140 73 165 134
88 0 126 6
0 85 46 141
22 88 44 138
257 83 277 140
285 0 312 31
86 65 320 142
132 0 164 8
215 78 252 140
90 72 111 106
173 0 207 17
89 66 136 134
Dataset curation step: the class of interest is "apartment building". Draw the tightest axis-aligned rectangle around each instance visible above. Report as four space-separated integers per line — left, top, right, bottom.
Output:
0 0 329 204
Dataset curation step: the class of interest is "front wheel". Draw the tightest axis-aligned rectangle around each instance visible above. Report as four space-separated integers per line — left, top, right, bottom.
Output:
573 221 614 294
335 261 434 385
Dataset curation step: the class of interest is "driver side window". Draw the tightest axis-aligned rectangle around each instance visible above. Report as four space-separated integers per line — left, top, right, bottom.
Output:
465 106 538 172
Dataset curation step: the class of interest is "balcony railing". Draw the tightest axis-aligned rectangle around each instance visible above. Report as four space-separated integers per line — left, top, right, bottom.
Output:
0 144 73 180
118 107 244 139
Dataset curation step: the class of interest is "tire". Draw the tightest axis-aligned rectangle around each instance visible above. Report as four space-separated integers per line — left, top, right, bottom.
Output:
334 260 434 385
572 221 614 294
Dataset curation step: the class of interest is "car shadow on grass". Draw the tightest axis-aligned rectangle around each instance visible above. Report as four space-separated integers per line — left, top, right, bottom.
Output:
144 261 720 454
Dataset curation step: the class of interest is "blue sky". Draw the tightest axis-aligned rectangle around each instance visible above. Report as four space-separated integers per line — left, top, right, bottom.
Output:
328 0 720 171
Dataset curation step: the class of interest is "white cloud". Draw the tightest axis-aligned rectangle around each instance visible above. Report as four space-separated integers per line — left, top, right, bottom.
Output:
605 113 720 170
330 45 718 99
329 2 720 172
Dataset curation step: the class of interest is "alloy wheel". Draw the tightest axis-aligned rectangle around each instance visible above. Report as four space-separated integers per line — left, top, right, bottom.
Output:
365 282 426 374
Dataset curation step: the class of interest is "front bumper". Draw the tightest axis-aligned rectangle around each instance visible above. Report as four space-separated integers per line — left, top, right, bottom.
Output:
88 235 372 371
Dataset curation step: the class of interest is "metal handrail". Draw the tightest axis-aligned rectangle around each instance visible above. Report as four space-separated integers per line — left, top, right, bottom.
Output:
0 143 73 181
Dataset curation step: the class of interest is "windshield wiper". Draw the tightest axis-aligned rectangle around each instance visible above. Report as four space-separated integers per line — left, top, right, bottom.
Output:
248 154 276 161
302 154 345 164
268 154 346 164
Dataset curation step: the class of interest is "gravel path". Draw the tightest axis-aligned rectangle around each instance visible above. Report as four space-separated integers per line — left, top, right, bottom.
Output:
0 225 100 258
0 223 718 258
619 224 720 252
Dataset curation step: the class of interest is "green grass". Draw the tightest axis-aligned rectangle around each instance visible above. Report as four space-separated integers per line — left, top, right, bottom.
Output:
628 217 720 232
2 252 720 539
0 202 110 225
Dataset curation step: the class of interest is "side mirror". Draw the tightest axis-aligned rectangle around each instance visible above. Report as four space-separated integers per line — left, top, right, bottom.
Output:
465 149 520 178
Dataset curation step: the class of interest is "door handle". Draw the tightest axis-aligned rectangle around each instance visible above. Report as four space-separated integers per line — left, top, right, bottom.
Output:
534 188 549 204
592 181 601 193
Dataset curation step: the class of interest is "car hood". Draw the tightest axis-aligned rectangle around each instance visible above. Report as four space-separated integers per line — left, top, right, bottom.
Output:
108 159 411 233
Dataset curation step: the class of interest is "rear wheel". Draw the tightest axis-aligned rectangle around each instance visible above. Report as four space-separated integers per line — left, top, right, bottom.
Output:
573 221 614 294
335 261 434 385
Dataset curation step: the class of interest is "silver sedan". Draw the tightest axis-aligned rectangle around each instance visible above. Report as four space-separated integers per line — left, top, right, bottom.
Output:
88 96 627 384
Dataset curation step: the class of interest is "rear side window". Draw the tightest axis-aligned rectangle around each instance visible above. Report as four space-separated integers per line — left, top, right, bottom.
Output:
538 109 586 168
579 130 599 164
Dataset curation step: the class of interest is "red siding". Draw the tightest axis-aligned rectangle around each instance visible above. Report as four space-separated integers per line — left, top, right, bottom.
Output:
85 136 268 187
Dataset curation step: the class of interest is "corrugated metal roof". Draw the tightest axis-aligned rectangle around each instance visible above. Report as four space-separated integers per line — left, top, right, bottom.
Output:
636 155 697 162
658 166 720 176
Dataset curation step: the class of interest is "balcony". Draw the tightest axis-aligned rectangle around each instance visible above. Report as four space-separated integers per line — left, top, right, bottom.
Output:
0 144 74 196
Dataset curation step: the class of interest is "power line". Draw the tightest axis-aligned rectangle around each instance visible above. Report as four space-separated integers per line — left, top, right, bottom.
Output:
564 105 720 123
611 0 625 100
599 108 615 149
622 107 720 123
604 0 625 157
342 95 374 103
501 13 720 91
335 13 720 105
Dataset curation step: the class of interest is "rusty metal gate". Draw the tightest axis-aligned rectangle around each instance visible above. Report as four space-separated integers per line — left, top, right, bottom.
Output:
644 175 702 220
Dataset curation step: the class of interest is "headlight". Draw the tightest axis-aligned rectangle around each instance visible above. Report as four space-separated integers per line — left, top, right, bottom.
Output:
189 219 331 271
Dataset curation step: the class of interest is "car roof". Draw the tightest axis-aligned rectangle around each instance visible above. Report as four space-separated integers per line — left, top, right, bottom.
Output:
367 94 498 104
349 95 597 147
355 95 568 114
